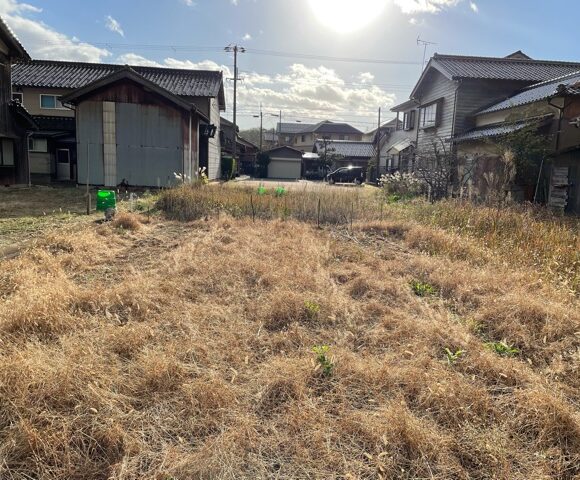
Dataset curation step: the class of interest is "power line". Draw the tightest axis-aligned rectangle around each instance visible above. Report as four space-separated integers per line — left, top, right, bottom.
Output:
244 48 422 66
45 41 422 66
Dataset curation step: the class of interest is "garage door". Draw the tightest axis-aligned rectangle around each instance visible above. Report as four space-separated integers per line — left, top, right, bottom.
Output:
268 158 301 179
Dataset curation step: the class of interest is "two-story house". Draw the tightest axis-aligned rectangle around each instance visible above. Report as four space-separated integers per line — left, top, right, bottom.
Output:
277 120 363 151
11 59 226 185
401 51 580 157
455 71 580 213
0 17 37 185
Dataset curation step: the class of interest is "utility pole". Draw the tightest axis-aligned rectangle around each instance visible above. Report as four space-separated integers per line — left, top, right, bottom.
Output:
278 110 282 146
254 107 279 152
259 104 263 152
225 44 245 163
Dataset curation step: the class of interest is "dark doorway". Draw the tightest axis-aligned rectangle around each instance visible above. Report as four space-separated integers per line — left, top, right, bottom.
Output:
199 135 209 174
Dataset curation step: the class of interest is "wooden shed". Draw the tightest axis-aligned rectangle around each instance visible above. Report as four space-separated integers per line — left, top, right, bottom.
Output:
60 68 209 187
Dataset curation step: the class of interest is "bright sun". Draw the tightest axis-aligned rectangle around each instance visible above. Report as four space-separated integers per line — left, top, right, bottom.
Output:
308 0 388 34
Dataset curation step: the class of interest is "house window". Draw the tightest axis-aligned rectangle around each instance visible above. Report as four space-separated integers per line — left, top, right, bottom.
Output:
403 110 416 131
28 138 48 153
301 135 305 142
419 102 439 129
0 139 14 166
339 135 345 140
40 94 64 109
12 92 23 104
285 136 290 142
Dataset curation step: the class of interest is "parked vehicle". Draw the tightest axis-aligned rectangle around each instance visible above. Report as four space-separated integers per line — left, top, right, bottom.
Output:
326 166 364 184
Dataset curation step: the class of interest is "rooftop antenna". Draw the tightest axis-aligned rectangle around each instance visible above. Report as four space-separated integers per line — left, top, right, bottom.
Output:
417 36 437 72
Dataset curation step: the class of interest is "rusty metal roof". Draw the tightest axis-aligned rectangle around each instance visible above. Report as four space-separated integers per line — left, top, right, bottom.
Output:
12 59 225 106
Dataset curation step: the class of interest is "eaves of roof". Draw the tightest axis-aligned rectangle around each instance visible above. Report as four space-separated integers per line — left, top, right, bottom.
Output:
0 16 29 60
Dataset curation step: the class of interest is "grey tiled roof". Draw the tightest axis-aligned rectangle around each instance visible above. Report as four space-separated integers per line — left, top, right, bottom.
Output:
12 60 224 99
311 121 362 135
278 122 314 134
433 53 580 82
315 140 375 158
454 115 553 142
278 120 363 135
478 71 580 114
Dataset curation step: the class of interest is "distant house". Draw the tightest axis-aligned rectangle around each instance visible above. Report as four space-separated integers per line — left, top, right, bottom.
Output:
455 71 580 213
265 146 303 179
381 100 418 175
277 120 363 151
362 117 401 143
220 117 258 175
12 59 226 184
313 139 375 171
262 131 278 150
0 17 37 185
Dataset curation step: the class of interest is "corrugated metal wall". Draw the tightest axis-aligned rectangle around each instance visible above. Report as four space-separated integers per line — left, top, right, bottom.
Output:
115 103 183 187
77 101 104 185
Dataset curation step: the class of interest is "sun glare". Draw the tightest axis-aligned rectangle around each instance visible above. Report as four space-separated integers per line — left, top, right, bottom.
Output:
308 0 388 33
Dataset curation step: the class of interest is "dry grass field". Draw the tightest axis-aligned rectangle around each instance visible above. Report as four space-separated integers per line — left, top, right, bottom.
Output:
1 185 579 479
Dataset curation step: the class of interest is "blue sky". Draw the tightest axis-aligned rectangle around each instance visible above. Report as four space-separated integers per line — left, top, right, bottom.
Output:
2 0 580 131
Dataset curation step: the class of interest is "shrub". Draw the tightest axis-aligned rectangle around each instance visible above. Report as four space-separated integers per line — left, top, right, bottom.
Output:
379 172 423 199
221 156 237 180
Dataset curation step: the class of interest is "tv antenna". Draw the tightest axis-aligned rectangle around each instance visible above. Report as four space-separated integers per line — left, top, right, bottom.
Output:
417 36 437 72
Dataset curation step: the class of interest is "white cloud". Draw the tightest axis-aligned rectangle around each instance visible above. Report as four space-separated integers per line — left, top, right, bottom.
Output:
231 0 239 5
181 0 196 5
469 1 478 13
394 0 461 14
112 53 394 129
357 72 374 84
105 15 124 37
242 33 252 41
238 64 395 126
0 0 110 62
116 53 161 67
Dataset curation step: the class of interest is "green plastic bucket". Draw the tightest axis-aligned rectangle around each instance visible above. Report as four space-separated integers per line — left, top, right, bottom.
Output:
96 190 116 212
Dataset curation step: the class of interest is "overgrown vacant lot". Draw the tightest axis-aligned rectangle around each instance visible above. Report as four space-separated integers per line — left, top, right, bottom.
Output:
1 186 579 479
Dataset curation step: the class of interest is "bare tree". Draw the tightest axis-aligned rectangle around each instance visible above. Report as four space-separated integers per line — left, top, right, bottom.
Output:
414 137 454 201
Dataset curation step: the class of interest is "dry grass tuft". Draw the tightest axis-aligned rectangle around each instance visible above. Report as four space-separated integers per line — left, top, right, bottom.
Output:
111 212 142 231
